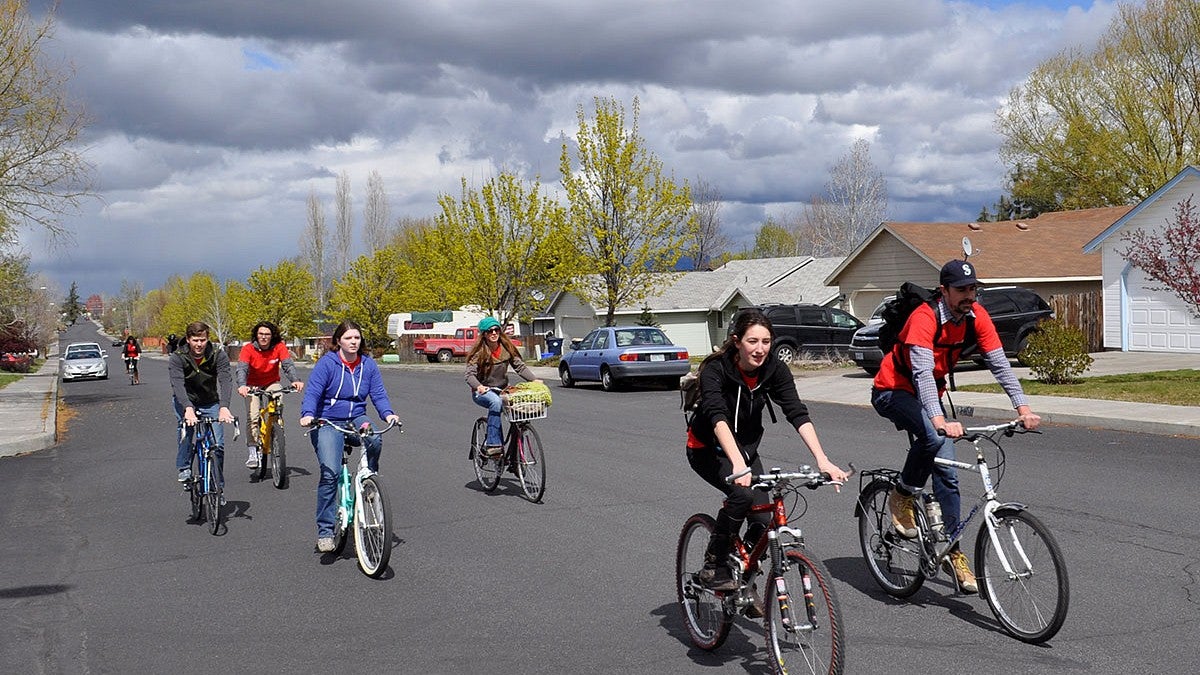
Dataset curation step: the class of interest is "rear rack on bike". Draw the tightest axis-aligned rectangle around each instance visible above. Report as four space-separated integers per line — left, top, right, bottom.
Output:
505 390 548 422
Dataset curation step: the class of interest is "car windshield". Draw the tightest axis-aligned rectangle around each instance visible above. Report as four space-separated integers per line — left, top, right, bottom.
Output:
67 350 101 360
613 328 668 347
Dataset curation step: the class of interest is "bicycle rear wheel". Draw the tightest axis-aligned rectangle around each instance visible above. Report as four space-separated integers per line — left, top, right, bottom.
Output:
975 508 1069 643
515 424 546 503
676 513 733 651
270 421 288 489
471 418 501 492
354 475 393 578
856 479 924 597
764 547 845 675
204 454 222 535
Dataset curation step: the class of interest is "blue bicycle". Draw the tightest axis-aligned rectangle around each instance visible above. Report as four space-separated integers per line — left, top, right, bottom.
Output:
181 416 239 535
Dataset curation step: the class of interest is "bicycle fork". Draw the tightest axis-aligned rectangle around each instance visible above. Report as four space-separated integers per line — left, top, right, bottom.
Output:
769 528 818 633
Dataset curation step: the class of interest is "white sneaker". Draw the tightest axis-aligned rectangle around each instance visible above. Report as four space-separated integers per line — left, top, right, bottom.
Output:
245 447 259 469
317 537 335 552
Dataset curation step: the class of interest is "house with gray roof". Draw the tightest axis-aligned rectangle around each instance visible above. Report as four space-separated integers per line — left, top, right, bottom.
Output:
538 257 843 357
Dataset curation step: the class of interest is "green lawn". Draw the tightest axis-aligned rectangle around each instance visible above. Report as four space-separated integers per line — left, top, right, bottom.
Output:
0 372 19 390
956 369 1200 406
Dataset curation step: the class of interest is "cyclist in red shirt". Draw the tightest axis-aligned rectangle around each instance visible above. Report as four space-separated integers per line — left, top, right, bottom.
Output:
236 321 304 469
121 336 141 384
871 259 1041 593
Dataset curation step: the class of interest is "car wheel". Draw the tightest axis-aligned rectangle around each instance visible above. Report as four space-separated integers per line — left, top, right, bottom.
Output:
773 343 797 365
436 349 453 363
1015 334 1031 366
559 366 574 388
600 367 618 392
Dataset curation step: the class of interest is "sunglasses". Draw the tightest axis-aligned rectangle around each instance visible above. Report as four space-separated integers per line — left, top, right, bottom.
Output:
485 327 501 334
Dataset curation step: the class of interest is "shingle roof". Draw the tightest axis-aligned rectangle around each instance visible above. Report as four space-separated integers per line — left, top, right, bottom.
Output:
830 206 1131 283
613 256 842 313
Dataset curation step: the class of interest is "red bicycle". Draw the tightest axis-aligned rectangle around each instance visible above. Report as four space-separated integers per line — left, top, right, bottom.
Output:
676 466 846 675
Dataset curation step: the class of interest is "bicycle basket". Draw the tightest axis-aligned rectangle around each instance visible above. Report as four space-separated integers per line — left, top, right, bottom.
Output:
505 390 548 421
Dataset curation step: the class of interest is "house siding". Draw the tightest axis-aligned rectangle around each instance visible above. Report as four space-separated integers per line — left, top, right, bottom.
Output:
1097 176 1200 352
838 235 937 318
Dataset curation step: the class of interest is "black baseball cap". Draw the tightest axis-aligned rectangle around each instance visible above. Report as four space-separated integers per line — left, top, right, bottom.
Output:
939 259 978 288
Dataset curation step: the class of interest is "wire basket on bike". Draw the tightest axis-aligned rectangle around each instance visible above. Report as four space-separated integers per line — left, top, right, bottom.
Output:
504 382 551 422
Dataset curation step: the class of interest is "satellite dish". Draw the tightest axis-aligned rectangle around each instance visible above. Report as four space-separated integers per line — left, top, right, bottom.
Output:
962 236 974 259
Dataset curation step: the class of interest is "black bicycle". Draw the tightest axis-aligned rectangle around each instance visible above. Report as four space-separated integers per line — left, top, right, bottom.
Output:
181 416 238 535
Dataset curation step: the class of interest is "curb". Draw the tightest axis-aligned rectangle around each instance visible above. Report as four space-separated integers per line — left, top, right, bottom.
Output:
0 356 59 458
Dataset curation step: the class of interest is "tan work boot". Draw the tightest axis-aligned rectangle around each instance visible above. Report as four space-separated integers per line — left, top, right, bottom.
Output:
888 489 918 539
942 549 978 594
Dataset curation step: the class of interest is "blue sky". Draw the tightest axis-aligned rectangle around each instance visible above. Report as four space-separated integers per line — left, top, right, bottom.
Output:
22 0 1126 298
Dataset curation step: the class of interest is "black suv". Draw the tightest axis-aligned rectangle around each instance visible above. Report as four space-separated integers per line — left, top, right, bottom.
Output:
731 304 865 364
849 285 1054 374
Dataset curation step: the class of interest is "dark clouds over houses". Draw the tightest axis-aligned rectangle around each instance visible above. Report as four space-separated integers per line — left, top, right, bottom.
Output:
26 0 1118 295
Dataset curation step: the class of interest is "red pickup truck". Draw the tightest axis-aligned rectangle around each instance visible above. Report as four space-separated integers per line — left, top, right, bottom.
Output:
413 328 522 363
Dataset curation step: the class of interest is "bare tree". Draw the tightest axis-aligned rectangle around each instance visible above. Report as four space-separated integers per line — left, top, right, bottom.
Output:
0 2 92 243
333 170 354 275
793 139 887 256
300 189 329 310
362 170 391 253
689 178 728 270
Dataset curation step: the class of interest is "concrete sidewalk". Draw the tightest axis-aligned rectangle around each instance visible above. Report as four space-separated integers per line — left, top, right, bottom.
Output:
0 342 59 458
2 347 1197 459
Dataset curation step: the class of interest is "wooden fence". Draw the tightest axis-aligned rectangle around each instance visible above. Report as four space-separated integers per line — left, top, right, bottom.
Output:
1048 291 1103 352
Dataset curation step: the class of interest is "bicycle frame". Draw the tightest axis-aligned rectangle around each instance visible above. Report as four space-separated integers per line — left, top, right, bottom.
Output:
184 418 219 495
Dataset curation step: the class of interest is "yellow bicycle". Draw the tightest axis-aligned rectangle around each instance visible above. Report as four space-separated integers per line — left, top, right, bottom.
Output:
246 386 297 489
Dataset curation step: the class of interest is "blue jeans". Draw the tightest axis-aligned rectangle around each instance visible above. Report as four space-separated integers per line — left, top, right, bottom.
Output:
311 416 381 538
173 399 224 488
472 390 504 446
871 388 962 537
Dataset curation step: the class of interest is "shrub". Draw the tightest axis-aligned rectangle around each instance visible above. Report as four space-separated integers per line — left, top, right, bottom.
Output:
1020 319 1093 384
0 354 33 373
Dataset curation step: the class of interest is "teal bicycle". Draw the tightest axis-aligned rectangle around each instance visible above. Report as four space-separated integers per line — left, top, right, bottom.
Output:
311 419 399 578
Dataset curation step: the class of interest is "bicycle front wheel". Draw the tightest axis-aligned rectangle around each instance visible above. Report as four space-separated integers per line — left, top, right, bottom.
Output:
471 418 501 492
354 474 393 578
515 424 546 503
975 508 1069 643
204 455 222 535
188 474 202 521
270 421 288 489
764 548 845 675
675 513 733 651
856 479 924 597
253 427 268 482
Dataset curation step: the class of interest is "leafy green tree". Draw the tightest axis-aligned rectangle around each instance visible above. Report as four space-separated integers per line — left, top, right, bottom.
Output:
0 1 91 243
751 218 798 258
998 0 1200 210
62 281 83 324
328 247 409 351
152 272 235 342
560 96 694 326
423 172 576 324
244 259 317 340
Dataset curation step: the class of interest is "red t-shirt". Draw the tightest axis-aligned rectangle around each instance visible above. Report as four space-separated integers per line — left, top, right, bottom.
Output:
239 342 293 387
873 302 1002 395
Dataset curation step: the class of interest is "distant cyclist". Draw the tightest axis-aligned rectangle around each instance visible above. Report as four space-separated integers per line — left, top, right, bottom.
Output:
236 321 305 470
122 335 141 385
168 322 235 486
465 316 541 457
299 320 400 553
871 259 1041 593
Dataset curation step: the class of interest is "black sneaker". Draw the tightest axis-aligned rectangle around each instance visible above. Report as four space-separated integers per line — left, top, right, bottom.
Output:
698 563 738 591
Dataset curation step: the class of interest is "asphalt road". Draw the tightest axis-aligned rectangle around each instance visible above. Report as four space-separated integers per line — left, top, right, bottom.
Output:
2 324 1198 674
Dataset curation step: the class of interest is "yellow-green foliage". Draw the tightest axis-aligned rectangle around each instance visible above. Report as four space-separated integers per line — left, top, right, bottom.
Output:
1021 319 1094 384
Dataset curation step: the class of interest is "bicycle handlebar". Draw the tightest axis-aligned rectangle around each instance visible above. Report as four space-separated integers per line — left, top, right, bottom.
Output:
726 464 852 490
307 418 402 436
245 385 299 397
938 419 1040 442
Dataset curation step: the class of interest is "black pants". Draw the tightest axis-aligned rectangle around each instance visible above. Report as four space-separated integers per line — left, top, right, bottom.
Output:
687 447 771 541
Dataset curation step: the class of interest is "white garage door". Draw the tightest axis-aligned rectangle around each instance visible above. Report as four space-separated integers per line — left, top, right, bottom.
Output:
1126 268 1200 352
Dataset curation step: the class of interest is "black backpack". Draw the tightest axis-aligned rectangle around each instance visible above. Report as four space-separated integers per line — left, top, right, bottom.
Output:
877 282 940 355
680 370 700 422
879 281 976 390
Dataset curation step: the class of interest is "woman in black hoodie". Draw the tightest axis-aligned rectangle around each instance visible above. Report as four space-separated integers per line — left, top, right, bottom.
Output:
686 309 850 591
